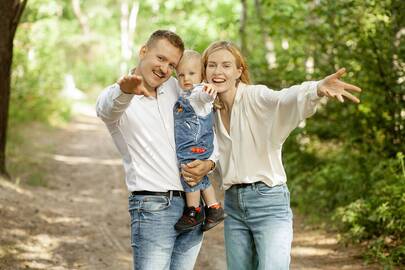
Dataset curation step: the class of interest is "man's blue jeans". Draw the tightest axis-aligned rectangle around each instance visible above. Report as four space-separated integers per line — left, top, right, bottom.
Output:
128 193 203 270
224 183 293 270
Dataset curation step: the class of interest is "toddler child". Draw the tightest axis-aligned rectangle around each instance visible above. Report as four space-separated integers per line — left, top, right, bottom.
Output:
174 50 225 232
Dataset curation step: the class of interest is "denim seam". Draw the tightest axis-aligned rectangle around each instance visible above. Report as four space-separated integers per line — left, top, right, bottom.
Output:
195 117 201 142
283 190 289 212
238 189 247 219
137 206 141 248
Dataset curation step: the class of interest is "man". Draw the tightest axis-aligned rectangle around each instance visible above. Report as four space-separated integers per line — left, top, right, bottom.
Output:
96 30 217 270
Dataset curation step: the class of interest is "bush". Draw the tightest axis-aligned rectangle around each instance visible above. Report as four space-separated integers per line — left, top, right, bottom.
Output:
335 153 405 266
285 134 405 267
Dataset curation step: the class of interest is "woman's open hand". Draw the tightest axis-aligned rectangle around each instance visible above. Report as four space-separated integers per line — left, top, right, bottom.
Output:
317 68 362 103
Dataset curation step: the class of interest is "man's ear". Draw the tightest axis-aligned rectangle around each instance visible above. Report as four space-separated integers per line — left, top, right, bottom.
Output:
139 45 147 60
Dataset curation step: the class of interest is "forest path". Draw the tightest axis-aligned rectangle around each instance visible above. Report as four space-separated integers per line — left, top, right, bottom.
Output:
0 109 378 270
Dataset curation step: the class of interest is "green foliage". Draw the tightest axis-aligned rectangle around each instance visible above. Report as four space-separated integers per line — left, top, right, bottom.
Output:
280 0 404 266
335 153 405 266
284 135 367 213
11 0 72 125
285 135 405 266
6 123 53 188
26 172 48 187
136 1 241 54
8 0 404 266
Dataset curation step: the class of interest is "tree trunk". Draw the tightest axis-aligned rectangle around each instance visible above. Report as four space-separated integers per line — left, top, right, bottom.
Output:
72 0 90 35
128 1 139 57
254 0 277 69
239 0 248 56
0 0 27 179
120 0 139 74
254 0 266 46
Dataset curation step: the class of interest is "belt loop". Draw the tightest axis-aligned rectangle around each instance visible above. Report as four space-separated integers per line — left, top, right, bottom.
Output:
169 190 173 200
251 182 256 191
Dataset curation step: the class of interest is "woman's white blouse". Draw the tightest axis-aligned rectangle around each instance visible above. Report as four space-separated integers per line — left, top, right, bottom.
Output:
214 82 322 190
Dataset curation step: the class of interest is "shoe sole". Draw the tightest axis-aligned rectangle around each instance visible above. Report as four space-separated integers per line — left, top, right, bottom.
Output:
201 215 226 232
175 221 204 232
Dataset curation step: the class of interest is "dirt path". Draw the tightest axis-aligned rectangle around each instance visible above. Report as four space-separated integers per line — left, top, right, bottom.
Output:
0 110 379 270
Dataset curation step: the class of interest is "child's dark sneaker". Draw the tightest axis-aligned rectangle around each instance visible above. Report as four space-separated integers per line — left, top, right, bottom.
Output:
202 203 225 232
175 206 204 232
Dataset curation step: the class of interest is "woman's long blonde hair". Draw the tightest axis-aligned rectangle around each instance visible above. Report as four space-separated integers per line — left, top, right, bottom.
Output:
201 41 251 109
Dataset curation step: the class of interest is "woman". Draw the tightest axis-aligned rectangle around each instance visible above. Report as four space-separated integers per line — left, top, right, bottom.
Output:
200 41 361 270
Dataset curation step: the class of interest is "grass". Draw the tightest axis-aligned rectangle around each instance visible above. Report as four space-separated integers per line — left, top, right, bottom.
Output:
5 121 58 188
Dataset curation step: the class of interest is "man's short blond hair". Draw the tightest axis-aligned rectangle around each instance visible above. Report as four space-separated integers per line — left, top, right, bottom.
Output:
146 30 185 52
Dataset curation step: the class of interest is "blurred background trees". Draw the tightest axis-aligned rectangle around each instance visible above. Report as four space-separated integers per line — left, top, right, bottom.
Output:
3 0 404 267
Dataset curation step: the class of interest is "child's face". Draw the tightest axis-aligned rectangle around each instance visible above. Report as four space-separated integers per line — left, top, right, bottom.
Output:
176 57 202 90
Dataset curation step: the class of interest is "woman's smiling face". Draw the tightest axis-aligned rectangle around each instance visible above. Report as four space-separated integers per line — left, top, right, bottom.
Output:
205 49 242 94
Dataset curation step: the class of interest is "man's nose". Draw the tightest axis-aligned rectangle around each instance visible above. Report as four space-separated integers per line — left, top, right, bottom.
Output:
160 63 169 74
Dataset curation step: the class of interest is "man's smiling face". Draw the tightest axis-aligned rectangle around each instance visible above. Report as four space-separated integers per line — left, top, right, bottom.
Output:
138 38 183 92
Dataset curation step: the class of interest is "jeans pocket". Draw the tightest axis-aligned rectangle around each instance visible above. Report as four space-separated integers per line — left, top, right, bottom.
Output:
141 196 171 212
254 183 284 196
129 195 171 212
128 196 172 249
253 183 289 210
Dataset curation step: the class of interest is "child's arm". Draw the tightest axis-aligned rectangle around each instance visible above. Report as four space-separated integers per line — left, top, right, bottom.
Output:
187 84 217 117
189 84 217 104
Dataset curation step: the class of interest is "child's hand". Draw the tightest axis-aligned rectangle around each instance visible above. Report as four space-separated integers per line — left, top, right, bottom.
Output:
117 74 150 97
202 83 217 98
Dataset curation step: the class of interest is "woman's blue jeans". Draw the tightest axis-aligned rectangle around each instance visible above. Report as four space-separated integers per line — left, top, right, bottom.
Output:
224 182 293 270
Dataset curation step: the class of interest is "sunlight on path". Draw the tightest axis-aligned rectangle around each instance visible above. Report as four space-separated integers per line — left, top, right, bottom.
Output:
0 107 378 270
50 154 121 166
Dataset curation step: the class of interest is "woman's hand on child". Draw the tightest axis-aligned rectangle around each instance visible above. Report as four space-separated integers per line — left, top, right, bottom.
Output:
317 68 362 103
